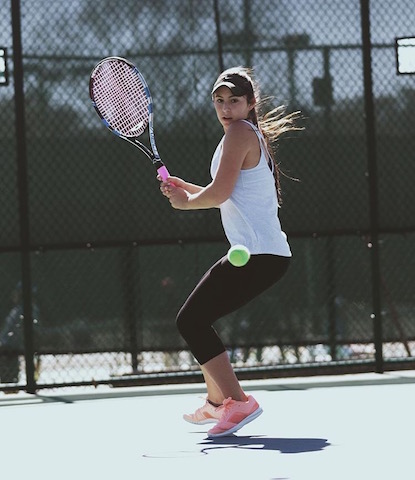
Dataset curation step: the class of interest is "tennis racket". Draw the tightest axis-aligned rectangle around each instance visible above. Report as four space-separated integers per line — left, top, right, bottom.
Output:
89 56 169 181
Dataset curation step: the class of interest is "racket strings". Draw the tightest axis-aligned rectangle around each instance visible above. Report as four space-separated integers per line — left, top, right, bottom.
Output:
92 60 150 137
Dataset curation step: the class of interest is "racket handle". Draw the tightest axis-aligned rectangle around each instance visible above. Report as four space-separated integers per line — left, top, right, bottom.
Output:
157 165 170 182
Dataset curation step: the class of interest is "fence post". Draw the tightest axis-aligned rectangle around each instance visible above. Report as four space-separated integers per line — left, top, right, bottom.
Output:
11 0 36 392
360 0 383 373
213 0 224 72
122 247 139 373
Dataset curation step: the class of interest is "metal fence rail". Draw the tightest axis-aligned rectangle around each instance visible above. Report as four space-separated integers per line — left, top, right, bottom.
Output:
0 0 414 392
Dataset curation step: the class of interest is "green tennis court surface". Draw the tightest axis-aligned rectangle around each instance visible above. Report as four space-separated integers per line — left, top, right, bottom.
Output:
1 371 413 480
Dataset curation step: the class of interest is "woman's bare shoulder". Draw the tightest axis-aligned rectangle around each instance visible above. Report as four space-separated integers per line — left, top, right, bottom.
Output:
225 120 257 143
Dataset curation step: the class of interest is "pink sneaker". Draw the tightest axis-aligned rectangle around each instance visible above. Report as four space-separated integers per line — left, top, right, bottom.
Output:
183 399 222 425
207 395 263 438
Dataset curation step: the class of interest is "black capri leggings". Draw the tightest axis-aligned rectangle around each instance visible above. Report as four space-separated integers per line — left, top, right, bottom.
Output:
176 254 290 365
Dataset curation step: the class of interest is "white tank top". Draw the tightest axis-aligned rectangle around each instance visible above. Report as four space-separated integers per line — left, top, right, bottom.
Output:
210 120 292 257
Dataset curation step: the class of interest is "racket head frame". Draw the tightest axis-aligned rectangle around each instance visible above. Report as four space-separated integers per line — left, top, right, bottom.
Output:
89 56 163 167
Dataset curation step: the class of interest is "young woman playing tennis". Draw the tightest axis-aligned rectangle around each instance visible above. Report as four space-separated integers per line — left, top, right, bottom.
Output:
159 67 300 438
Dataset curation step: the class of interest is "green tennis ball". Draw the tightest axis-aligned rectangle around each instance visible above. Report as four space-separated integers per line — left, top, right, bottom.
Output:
227 244 251 267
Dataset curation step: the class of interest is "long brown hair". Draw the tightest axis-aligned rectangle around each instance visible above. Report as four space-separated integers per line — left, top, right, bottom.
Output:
214 66 303 203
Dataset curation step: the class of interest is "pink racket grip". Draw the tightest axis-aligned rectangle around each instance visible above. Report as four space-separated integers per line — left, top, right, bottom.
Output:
157 165 170 182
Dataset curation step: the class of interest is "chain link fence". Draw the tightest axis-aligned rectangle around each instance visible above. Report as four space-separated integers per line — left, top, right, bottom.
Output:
1 0 414 391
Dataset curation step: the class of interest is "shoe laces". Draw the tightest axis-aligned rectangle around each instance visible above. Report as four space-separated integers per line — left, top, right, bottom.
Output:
220 397 236 411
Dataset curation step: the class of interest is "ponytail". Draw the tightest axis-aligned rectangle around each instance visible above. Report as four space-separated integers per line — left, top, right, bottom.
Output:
257 106 303 204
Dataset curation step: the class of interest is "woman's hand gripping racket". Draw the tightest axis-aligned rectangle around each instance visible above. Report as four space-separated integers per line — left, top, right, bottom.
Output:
89 56 170 181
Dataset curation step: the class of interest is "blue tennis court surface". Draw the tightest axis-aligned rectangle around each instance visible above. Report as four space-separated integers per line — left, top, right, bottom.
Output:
1 371 413 480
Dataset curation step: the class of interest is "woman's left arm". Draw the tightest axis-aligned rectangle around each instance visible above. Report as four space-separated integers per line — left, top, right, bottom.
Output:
167 122 254 210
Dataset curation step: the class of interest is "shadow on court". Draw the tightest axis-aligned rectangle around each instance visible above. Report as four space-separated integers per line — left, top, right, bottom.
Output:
199 435 330 454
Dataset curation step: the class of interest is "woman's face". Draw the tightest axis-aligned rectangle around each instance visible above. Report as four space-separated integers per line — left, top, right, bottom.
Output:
213 86 255 130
